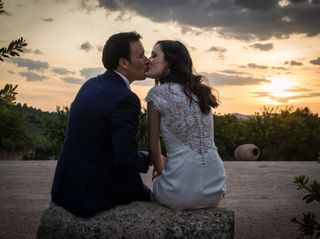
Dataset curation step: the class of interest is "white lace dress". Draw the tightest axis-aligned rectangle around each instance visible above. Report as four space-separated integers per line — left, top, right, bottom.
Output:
146 83 226 209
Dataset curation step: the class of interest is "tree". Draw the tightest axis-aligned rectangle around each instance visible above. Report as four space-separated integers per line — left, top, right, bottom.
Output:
0 104 30 152
0 0 30 155
0 84 17 104
42 106 69 159
244 106 320 161
214 113 248 160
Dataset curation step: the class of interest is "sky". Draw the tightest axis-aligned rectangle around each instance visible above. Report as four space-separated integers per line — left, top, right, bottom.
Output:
1 0 320 115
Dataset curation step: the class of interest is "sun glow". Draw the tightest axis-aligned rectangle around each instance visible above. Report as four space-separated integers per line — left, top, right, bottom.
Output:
260 76 297 104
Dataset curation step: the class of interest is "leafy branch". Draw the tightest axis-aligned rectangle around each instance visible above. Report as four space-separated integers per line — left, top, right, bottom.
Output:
0 0 4 15
0 37 27 62
292 175 320 238
0 84 18 105
0 0 28 62
292 213 320 238
294 175 320 203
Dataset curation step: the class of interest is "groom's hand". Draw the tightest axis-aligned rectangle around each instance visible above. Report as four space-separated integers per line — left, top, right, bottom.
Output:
161 155 167 168
152 168 161 180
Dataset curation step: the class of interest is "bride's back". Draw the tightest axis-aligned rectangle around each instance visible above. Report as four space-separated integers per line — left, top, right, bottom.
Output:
147 82 216 157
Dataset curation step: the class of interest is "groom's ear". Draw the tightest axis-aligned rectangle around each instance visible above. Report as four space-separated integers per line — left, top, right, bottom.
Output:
118 58 130 70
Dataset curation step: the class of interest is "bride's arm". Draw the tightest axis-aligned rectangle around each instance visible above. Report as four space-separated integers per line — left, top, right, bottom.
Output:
147 101 164 174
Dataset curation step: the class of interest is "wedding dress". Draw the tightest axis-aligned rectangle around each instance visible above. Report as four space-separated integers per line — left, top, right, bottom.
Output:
146 83 226 209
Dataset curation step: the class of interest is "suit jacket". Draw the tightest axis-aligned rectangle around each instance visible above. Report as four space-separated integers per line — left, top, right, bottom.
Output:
51 70 150 217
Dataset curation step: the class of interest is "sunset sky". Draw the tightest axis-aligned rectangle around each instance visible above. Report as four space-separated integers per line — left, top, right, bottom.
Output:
1 0 320 115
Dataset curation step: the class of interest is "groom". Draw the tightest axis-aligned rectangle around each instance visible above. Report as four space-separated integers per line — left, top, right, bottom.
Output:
51 32 151 217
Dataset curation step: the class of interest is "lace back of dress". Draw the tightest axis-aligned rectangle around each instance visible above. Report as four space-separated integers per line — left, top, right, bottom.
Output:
158 84 215 157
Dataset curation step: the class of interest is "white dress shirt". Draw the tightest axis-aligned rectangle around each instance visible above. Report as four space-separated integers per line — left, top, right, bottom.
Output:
114 70 131 90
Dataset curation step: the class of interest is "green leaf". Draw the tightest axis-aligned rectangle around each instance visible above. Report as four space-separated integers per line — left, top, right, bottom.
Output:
9 51 18 56
8 41 14 51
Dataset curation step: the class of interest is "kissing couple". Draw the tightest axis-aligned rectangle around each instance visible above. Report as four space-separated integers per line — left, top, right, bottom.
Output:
51 32 226 217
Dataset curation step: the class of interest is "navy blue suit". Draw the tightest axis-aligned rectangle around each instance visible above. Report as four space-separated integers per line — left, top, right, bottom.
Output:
51 70 151 217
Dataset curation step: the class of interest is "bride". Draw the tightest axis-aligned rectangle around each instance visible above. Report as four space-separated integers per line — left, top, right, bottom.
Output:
145 40 226 209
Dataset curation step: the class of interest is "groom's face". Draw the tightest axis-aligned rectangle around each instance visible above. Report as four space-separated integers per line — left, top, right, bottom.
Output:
126 40 148 82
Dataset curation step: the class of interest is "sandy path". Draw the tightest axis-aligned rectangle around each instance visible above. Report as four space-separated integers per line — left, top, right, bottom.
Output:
0 160 319 239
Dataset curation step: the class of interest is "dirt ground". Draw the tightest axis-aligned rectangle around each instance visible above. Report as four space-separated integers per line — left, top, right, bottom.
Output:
0 160 319 239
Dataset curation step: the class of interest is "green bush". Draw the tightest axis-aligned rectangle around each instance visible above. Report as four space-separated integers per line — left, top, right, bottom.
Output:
213 106 320 161
0 104 31 152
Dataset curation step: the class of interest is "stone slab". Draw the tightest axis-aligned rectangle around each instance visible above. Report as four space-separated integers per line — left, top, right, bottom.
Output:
37 202 234 239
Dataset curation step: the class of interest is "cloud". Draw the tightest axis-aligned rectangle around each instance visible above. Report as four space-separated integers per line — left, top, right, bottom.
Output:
34 0 69 3
97 45 104 52
180 25 203 36
253 91 273 98
52 67 75 75
80 67 105 79
250 43 274 51
278 92 320 103
77 0 99 13
97 0 320 40
10 58 49 71
19 71 47 81
202 72 270 86
61 77 83 84
285 60 303 66
286 87 313 93
310 57 320 65
24 48 44 55
247 63 268 69
80 41 94 52
221 70 245 75
207 46 227 53
207 46 227 60
252 88 320 103
272 66 287 70
41 18 54 22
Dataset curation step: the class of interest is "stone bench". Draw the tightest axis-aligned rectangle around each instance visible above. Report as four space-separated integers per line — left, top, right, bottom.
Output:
37 202 234 239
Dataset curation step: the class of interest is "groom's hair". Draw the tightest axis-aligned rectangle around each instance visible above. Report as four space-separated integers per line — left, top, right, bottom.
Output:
102 32 142 70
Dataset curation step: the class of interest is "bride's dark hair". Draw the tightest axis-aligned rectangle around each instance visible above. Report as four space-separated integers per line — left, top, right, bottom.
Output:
157 40 219 114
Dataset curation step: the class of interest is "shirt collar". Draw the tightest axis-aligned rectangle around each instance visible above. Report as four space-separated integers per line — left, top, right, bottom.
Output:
114 70 131 90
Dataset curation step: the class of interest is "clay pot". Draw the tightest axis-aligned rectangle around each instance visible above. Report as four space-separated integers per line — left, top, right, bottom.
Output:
234 144 260 161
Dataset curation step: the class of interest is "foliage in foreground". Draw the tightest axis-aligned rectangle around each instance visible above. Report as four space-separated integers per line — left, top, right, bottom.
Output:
0 37 27 62
292 175 320 238
0 84 18 104
0 0 28 62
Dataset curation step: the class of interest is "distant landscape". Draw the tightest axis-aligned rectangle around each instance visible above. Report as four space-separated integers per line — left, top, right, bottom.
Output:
1 101 319 161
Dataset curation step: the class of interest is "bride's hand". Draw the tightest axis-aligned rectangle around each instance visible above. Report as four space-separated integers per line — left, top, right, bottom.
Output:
161 155 167 168
152 155 166 180
152 168 161 180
